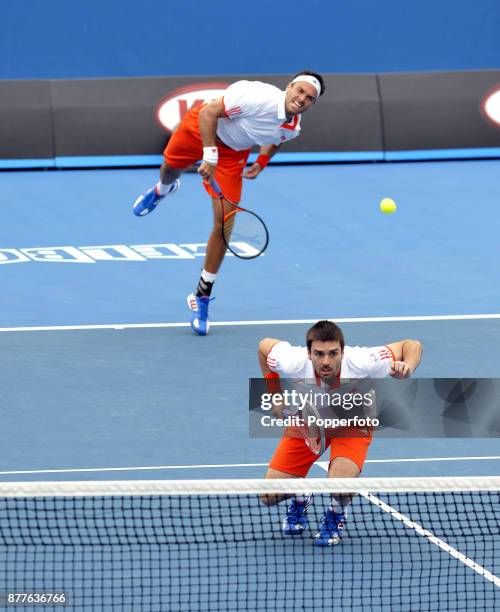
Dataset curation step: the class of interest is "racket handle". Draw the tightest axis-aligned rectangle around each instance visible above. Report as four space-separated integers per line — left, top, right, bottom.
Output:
209 178 224 198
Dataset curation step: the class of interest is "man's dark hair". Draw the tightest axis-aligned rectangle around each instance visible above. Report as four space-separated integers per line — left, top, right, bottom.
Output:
293 70 326 96
306 320 344 351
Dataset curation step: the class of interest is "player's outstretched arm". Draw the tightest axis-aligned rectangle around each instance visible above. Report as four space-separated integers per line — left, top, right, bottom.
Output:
386 339 423 378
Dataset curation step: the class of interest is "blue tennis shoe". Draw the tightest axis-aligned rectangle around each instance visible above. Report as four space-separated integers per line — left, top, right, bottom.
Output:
133 180 180 216
282 496 313 536
187 293 214 336
314 508 346 546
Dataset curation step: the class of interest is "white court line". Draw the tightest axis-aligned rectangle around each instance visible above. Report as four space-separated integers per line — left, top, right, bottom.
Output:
1 455 499 476
0 463 268 476
1 313 500 333
318 462 500 589
362 491 500 588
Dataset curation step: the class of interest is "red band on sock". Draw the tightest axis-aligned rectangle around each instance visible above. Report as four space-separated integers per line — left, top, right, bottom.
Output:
256 154 271 169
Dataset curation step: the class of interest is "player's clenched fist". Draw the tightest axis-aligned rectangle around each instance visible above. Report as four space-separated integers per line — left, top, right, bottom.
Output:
389 361 412 378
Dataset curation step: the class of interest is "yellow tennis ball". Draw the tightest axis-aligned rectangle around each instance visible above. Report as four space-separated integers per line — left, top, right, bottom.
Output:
380 197 397 214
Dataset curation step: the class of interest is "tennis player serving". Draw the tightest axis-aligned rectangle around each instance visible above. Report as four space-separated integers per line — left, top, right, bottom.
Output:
132 71 324 335
259 320 422 546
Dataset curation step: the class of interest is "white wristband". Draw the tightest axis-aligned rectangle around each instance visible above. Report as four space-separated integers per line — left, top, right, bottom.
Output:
203 146 218 166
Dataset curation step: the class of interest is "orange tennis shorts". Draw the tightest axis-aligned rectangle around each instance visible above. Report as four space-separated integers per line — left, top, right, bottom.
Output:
164 106 251 203
269 428 373 477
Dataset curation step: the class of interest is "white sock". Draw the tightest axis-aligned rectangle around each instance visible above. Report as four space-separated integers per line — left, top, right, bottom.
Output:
156 181 175 196
201 269 217 283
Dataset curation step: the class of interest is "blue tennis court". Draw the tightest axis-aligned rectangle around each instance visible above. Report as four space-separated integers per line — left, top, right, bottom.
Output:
1 160 499 610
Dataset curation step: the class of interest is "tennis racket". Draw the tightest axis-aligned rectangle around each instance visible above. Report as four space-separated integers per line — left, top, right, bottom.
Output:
209 178 269 259
298 400 326 456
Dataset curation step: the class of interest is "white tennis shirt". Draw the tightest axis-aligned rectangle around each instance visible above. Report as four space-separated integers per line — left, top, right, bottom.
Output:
216 80 302 151
267 342 395 384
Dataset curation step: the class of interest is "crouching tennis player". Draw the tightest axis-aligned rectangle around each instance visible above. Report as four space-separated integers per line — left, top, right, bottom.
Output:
258 320 422 546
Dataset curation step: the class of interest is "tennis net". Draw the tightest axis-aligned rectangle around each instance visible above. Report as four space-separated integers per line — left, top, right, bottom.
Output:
0 477 498 611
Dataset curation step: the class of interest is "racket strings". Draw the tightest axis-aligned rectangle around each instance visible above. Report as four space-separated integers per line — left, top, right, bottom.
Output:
220 201 269 259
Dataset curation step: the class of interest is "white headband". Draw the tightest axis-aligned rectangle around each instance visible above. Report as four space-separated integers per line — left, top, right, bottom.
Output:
291 74 321 98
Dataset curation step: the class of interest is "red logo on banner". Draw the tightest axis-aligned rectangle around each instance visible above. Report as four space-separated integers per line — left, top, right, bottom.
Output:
157 82 230 132
481 85 500 129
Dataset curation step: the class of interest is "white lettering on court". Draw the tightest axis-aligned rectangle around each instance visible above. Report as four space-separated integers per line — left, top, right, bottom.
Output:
0 242 258 264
